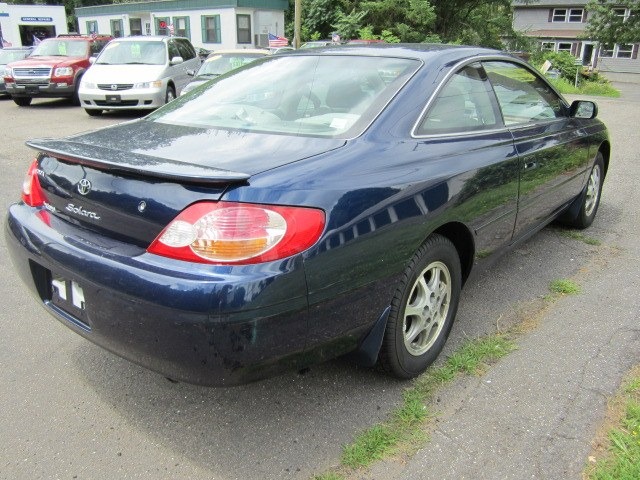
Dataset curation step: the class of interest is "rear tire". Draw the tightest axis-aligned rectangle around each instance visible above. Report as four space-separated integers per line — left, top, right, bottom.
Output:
378 234 461 379
13 96 32 107
85 108 102 117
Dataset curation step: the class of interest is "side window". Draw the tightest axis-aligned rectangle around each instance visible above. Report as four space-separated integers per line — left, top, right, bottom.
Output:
167 40 180 61
483 61 564 126
416 64 500 135
176 39 196 60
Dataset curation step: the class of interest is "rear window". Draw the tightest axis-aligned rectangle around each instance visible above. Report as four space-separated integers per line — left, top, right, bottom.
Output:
148 55 420 138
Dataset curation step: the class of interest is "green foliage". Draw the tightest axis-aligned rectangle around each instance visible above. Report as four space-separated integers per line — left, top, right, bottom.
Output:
380 29 401 43
549 279 581 295
533 51 581 82
586 0 640 46
332 9 369 39
588 371 640 480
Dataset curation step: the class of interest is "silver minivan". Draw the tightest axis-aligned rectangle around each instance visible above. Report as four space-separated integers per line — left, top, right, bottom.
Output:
79 36 200 116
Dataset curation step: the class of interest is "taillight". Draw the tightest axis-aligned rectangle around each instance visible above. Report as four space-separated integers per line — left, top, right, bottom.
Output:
147 201 325 265
22 160 46 207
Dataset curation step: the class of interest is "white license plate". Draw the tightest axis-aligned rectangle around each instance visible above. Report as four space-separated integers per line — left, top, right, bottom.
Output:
51 277 85 311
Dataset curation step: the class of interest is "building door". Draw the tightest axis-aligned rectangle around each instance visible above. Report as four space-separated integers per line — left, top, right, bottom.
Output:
582 43 595 66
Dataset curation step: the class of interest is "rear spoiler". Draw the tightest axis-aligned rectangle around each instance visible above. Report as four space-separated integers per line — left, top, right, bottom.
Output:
26 138 251 185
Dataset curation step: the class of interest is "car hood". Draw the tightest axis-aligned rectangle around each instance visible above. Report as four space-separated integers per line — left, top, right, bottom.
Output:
83 64 167 83
29 118 347 181
10 56 83 68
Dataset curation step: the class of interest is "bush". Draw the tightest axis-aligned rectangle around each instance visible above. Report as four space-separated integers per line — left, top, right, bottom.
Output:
534 51 579 82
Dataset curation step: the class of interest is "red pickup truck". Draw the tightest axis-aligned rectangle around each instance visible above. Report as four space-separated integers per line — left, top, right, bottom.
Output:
3 35 112 106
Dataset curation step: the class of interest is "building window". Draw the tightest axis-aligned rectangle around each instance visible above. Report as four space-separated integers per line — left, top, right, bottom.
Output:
557 43 572 53
541 42 554 51
156 17 169 36
552 8 584 23
129 18 142 36
201 15 221 43
600 44 614 58
172 16 190 39
616 44 634 58
86 20 98 35
110 19 123 38
236 14 251 44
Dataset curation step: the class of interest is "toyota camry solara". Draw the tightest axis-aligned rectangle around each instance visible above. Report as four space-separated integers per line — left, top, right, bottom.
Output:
5 45 609 386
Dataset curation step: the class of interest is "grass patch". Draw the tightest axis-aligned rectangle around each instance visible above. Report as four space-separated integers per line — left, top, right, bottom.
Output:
549 278 581 295
560 230 602 246
327 335 516 475
548 77 620 97
586 367 640 480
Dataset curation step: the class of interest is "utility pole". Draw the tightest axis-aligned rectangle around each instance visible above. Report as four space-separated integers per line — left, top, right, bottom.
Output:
294 0 301 49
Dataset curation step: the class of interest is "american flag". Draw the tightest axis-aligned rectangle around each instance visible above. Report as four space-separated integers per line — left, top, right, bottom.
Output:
268 33 288 48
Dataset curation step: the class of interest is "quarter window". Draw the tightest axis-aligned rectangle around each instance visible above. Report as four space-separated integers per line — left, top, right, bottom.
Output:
236 14 251 44
416 65 500 135
483 61 564 126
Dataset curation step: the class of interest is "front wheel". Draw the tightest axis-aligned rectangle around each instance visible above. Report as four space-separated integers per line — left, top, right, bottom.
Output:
564 152 604 229
378 234 461 379
13 96 32 107
165 86 176 104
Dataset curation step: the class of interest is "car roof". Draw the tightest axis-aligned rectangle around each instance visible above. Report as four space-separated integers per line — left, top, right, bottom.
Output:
113 36 190 43
206 49 268 56
1 46 33 50
285 43 504 61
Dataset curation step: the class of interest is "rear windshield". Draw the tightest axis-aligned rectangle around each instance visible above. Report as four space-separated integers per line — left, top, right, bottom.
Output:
31 40 87 58
96 41 167 65
148 55 420 138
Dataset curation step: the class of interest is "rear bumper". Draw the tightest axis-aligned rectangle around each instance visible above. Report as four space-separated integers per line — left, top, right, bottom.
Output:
5 203 310 386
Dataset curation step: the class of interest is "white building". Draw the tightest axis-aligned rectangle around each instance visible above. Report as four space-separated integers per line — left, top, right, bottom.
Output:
75 0 289 51
0 2 67 47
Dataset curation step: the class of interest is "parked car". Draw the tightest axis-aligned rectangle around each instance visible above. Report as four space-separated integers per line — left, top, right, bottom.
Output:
300 41 334 49
0 47 33 96
6 44 609 386
2 35 112 106
78 36 200 116
181 49 268 96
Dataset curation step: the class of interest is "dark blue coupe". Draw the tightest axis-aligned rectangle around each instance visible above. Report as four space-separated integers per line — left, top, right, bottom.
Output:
6 45 609 386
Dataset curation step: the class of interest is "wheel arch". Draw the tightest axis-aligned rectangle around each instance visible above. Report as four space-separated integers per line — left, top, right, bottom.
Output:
598 141 611 178
432 221 475 286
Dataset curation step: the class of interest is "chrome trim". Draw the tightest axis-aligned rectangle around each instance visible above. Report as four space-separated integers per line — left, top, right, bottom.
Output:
410 54 571 139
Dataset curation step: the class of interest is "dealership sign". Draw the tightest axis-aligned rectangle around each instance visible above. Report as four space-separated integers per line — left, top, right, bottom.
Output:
21 17 53 22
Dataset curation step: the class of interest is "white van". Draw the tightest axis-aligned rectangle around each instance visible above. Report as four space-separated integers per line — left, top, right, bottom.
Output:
79 36 200 116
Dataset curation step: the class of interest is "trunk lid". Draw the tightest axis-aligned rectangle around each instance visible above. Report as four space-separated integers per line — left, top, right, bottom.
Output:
30 119 345 247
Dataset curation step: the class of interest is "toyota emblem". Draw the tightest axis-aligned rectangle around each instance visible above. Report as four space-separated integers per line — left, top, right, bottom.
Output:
77 179 92 196
111 84 118 91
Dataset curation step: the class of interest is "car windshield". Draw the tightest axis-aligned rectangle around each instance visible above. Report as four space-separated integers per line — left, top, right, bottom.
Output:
197 53 265 77
0 50 29 63
148 55 420 138
31 40 87 57
96 41 166 65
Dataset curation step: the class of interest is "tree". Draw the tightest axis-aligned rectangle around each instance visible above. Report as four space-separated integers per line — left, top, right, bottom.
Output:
586 0 640 45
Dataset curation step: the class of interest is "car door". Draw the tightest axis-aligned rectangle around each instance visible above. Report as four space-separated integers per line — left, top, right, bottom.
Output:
413 62 520 257
172 39 198 93
482 61 592 240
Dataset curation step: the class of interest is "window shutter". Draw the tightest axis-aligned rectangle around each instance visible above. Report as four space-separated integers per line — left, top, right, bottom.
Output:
185 16 191 40
582 9 587 23
215 15 221 43
201 16 207 43
548 9 554 22
633 44 639 59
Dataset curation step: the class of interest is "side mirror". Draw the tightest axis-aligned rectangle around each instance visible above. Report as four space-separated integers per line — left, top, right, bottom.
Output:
170 56 184 66
187 69 195 77
570 100 598 119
